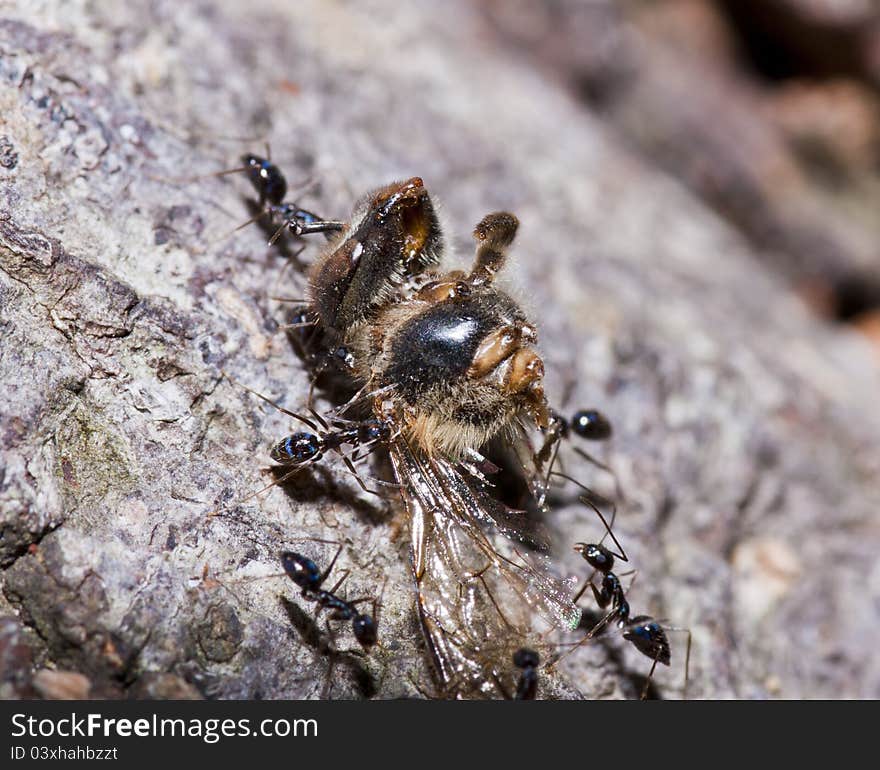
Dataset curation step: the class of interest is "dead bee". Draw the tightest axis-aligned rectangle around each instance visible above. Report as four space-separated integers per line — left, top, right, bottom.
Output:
235 172 587 697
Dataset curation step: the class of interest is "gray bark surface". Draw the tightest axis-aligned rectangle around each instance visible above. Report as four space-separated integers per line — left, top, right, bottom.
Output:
1 0 879 699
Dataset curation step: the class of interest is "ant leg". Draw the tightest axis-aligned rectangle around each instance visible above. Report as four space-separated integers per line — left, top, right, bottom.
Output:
640 656 660 701
269 295 308 304
572 446 625 502
536 410 565 470
621 569 639 591
549 604 619 666
279 318 319 332
572 575 596 605
490 673 514 701
222 370 322 430
318 543 345 586
682 628 691 700
325 569 350 597
206 464 308 517
340 455 399 497
307 406 330 431
657 625 692 700
306 376 319 412
320 621 337 700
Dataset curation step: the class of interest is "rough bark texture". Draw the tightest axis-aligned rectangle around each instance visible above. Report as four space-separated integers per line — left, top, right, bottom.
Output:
1 0 879 700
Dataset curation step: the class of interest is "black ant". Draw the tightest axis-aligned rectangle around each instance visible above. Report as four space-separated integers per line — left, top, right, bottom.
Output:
551 477 690 699
513 648 540 700
280 545 379 650
270 412 392 468
234 153 346 245
176 151 345 247
221 371 395 498
269 409 395 497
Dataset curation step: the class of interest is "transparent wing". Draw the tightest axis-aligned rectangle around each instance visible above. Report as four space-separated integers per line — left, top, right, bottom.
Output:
389 438 581 699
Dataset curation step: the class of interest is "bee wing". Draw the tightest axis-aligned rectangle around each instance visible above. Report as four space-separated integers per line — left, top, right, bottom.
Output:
389 439 581 698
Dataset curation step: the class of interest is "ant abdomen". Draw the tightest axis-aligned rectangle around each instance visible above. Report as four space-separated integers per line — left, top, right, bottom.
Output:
352 614 378 648
270 432 322 464
570 409 612 441
242 153 287 206
281 551 322 590
622 617 671 666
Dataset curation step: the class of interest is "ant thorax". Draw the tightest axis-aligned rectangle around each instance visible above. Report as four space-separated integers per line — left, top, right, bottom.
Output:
305 177 547 457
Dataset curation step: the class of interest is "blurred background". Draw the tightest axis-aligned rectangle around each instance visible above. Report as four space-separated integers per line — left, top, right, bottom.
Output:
480 0 880 347
2 0 879 701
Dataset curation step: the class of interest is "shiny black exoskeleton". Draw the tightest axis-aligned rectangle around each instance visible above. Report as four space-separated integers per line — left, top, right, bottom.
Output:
271 432 322 464
570 409 612 441
270 416 393 467
513 648 540 700
573 541 630 627
543 407 613 448
622 616 671 667
243 153 288 207
281 549 378 649
281 551 323 590
238 153 345 242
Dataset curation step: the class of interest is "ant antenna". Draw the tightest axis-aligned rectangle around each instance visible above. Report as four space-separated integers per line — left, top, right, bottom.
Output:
221 370 321 431
549 470 621 556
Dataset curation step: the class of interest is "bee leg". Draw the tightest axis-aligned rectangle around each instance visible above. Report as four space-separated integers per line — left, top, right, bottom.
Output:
340 455 398 498
468 212 518 285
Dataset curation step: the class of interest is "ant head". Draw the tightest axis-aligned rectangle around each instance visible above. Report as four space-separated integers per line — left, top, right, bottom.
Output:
280 552 321 590
279 204 321 228
333 346 355 370
574 542 615 573
571 409 612 441
352 614 377 648
512 648 539 670
359 417 392 444
270 432 322 464
240 153 287 206
548 409 570 438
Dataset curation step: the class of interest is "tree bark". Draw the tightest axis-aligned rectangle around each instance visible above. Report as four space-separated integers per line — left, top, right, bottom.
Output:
1 0 879 699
